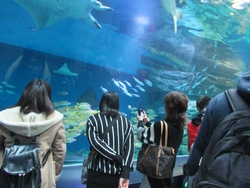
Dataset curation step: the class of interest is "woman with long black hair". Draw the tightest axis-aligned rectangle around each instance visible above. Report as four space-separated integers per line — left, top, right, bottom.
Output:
86 91 134 188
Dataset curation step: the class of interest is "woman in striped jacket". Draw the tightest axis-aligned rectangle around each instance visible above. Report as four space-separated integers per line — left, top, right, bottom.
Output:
86 91 134 188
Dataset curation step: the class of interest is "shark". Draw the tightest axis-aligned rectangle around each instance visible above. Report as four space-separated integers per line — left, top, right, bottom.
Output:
14 0 113 30
159 0 182 34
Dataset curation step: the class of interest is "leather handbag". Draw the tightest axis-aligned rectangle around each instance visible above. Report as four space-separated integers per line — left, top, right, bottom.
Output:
136 121 175 179
81 150 95 184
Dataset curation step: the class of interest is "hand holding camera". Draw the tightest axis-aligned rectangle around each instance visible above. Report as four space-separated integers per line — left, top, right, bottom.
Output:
137 108 149 123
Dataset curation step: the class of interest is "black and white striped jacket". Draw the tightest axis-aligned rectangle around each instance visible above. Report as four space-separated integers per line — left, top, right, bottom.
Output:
86 113 134 179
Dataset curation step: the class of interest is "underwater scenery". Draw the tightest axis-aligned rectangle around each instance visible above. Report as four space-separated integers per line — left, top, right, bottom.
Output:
0 0 250 164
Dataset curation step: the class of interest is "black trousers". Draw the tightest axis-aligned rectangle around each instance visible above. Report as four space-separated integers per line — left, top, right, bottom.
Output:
147 173 173 188
87 169 120 188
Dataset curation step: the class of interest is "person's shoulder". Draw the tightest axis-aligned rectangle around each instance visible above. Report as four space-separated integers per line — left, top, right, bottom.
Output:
118 114 131 122
152 121 163 127
88 113 100 120
207 92 227 108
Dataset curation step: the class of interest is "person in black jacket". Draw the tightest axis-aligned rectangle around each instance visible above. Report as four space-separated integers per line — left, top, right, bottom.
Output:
187 71 250 176
187 96 211 152
137 91 189 188
86 91 134 188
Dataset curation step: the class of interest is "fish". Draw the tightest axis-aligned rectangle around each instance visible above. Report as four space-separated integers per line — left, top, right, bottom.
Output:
132 93 140 97
136 85 145 92
212 54 217 60
144 79 153 87
111 78 120 87
14 0 113 30
66 137 77 143
5 90 16 94
53 101 71 107
181 82 189 87
174 85 182 90
131 88 138 93
123 91 133 97
214 62 218 69
159 0 182 34
201 67 208 72
66 131 81 138
191 65 196 72
58 91 68 95
118 81 127 89
5 84 16 88
133 77 144 86
124 80 132 87
208 84 215 90
100 86 108 93
53 63 78 76
119 87 128 93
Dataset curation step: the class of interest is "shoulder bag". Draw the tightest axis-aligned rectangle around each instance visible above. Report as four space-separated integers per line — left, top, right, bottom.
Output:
136 121 175 179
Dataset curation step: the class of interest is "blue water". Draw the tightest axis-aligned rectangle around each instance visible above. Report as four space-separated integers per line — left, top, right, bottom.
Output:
1 0 250 162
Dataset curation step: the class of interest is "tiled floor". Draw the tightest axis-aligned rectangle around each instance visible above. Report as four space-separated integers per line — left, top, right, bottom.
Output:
57 156 188 188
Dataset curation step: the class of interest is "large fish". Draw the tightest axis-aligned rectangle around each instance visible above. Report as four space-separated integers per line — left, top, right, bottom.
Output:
159 0 182 34
14 0 113 30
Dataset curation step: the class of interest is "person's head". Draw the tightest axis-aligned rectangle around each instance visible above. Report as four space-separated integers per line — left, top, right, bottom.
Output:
99 91 119 117
237 71 250 102
164 91 188 130
196 96 211 112
15 79 54 116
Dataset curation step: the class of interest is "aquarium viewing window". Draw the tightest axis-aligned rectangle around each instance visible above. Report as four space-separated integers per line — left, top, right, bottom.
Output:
0 0 249 165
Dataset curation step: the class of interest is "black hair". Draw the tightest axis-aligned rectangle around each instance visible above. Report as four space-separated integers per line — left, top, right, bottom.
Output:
196 96 211 111
99 91 119 117
15 79 54 116
164 91 188 130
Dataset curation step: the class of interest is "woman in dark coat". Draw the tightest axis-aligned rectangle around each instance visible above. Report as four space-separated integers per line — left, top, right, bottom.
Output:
137 91 188 188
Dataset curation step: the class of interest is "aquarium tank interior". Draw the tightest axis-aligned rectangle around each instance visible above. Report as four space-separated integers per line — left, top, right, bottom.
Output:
0 0 249 187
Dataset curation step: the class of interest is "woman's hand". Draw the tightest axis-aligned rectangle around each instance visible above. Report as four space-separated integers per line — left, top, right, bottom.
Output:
137 110 149 123
118 178 129 188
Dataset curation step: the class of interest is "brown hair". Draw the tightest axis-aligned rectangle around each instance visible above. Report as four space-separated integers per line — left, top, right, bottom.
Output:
164 91 188 130
15 79 54 116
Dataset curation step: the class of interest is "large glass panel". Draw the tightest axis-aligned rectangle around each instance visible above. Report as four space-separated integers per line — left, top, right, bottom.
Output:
0 0 249 164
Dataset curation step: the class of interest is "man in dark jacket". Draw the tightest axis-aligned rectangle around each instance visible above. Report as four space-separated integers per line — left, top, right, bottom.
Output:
187 71 250 175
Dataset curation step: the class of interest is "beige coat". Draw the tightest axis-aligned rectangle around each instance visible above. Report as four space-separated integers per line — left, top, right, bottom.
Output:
0 106 66 188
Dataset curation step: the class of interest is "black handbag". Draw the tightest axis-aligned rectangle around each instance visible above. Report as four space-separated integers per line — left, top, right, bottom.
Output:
81 150 95 184
136 121 175 179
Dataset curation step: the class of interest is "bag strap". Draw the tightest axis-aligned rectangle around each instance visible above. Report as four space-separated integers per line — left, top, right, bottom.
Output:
10 131 38 145
159 121 168 146
159 121 163 146
226 89 250 111
10 131 52 166
160 121 168 146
